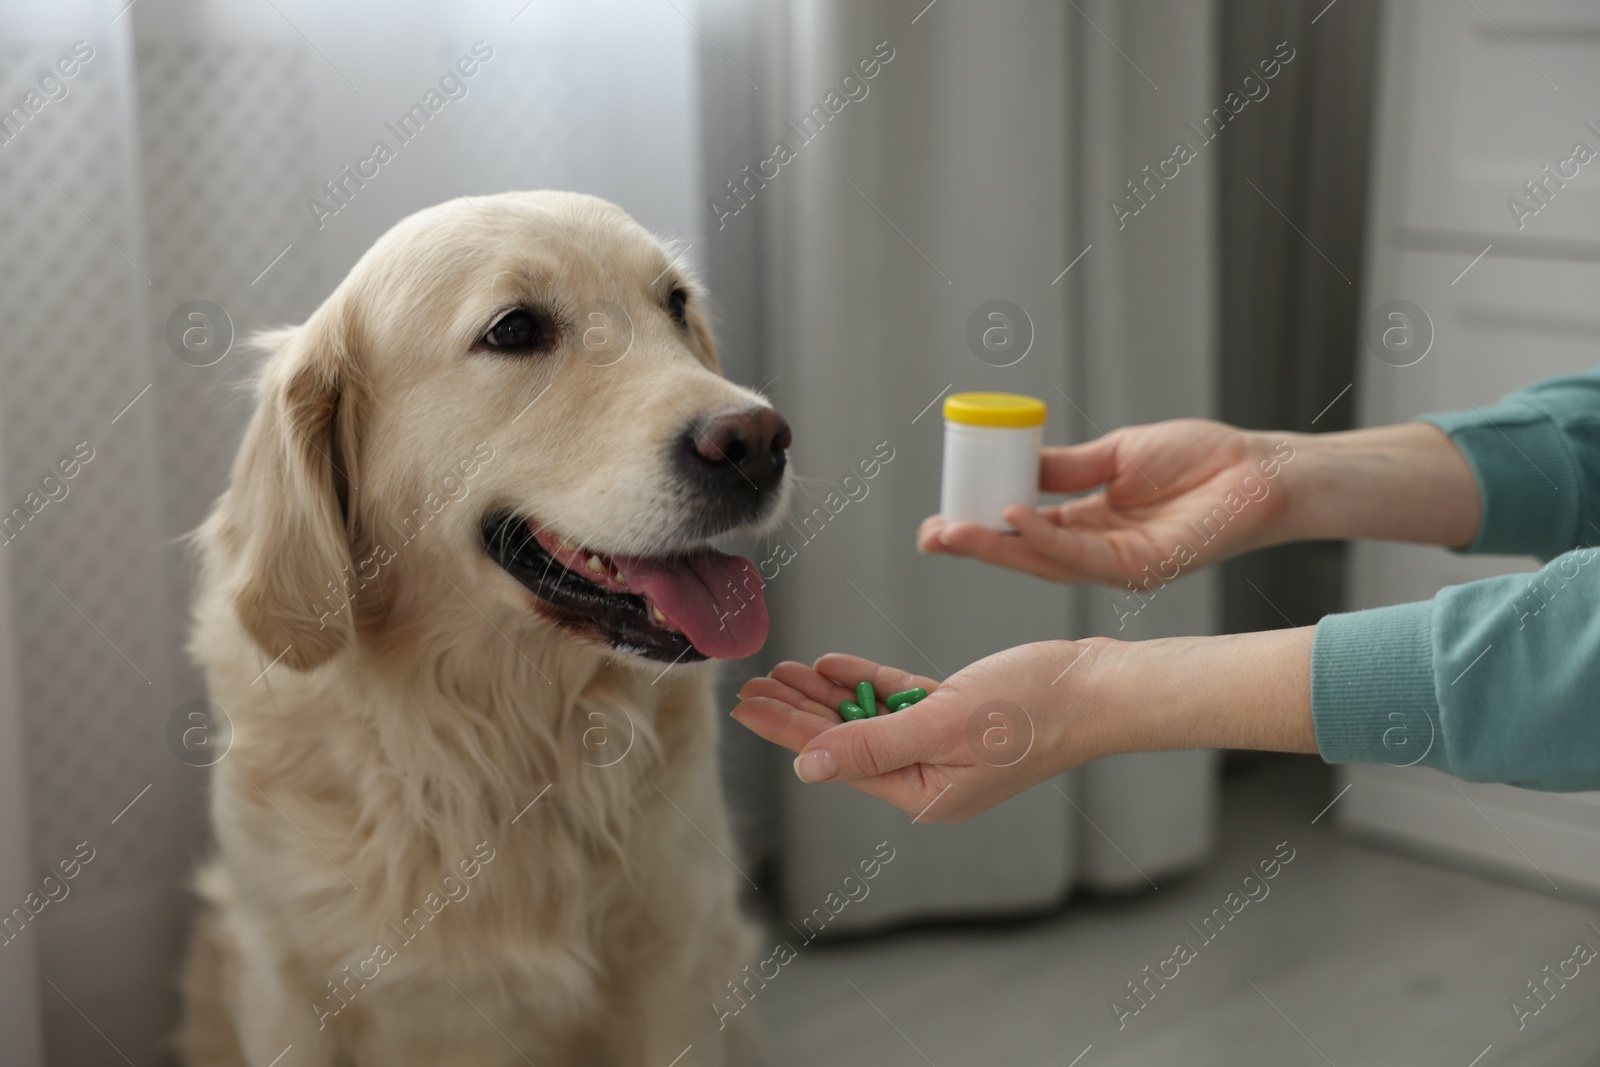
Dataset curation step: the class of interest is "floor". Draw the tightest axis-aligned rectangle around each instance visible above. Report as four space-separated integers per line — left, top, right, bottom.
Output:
756 757 1600 1066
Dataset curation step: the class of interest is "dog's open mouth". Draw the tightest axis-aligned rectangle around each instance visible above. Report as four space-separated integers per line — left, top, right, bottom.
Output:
483 511 768 663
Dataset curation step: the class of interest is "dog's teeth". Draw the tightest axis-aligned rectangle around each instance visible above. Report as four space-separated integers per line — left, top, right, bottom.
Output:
586 555 604 574
614 572 627 586
651 603 667 624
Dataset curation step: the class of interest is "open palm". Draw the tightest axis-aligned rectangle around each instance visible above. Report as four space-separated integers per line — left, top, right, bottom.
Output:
732 644 1099 823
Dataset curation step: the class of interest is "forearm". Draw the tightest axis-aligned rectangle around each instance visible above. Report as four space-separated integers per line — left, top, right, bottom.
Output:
1072 629 1316 763
1274 423 1480 549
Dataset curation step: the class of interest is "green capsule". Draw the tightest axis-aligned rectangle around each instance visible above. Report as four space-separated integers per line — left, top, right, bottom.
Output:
838 700 870 721
855 681 878 717
886 687 928 711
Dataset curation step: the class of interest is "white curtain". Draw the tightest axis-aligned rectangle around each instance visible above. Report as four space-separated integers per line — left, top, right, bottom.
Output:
743 0 1226 930
0 2 701 1061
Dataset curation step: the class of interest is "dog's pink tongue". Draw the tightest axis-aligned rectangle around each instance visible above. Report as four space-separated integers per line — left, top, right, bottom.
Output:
614 551 768 659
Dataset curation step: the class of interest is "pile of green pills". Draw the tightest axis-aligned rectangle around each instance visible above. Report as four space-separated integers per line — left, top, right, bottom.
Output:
839 681 928 721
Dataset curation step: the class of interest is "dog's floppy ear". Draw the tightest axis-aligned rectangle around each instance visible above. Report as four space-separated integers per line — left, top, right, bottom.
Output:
222 302 364 672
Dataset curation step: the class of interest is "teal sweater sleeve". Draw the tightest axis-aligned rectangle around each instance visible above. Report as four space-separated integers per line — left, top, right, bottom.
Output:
1417 366 1600 560
1311 367 1600 790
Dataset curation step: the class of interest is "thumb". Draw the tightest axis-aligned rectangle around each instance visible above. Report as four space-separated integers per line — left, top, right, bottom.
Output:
1039 436 1120 494
793 698 957 783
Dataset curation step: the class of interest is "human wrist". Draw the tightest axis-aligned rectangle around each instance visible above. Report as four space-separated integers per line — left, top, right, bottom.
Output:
1075 630 1316 761
1277 424 1480 548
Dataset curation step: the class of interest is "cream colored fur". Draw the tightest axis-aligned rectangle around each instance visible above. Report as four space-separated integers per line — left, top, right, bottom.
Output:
177 192 777 1066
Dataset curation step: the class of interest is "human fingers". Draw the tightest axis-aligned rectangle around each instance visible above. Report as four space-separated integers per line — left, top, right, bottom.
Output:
729 696 834 753
809 654 939 699
1003 504 1131 583
792 688 967 784
917 514 950 554
814 759 958 819
1038 436 1121 494
736 674 840 722
767 660 859 711
733 694 965 818
925 520 1085 581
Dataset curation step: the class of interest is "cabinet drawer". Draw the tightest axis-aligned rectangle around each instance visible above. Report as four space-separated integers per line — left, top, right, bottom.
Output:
1392 0 1600 245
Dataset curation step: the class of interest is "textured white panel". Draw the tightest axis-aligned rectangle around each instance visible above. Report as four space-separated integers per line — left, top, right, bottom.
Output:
135 39 326 681
0 3 703 1061
0 34 174 891
0 10 190 1064
445 43 586 196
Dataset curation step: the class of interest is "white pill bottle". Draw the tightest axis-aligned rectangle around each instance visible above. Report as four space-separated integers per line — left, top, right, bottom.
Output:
939 392 1047 531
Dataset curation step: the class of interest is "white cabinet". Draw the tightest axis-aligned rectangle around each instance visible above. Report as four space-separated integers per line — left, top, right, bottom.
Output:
1340 0 1600 901
1391 0 1600 244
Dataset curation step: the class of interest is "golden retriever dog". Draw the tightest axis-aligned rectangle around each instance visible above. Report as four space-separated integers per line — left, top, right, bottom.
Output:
177 191 789 1066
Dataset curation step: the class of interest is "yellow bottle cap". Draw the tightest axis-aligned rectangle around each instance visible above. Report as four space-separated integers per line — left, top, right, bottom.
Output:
943 392 1047 429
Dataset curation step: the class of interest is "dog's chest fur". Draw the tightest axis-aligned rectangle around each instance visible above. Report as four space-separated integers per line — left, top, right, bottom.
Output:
202 623 741 1027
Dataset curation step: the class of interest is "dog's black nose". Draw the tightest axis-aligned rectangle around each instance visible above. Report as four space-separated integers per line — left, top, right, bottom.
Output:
682 406 791 492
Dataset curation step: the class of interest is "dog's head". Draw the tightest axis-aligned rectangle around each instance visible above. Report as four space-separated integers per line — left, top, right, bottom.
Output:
215 191 789 672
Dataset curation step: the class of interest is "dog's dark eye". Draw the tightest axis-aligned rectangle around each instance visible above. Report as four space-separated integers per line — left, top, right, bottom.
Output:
668 288 689 329
481 309 556 353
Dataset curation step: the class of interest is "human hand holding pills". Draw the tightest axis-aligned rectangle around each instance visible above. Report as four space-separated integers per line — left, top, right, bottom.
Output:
922 418 1297 585
732 642 1098 823
732 631 1320 823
